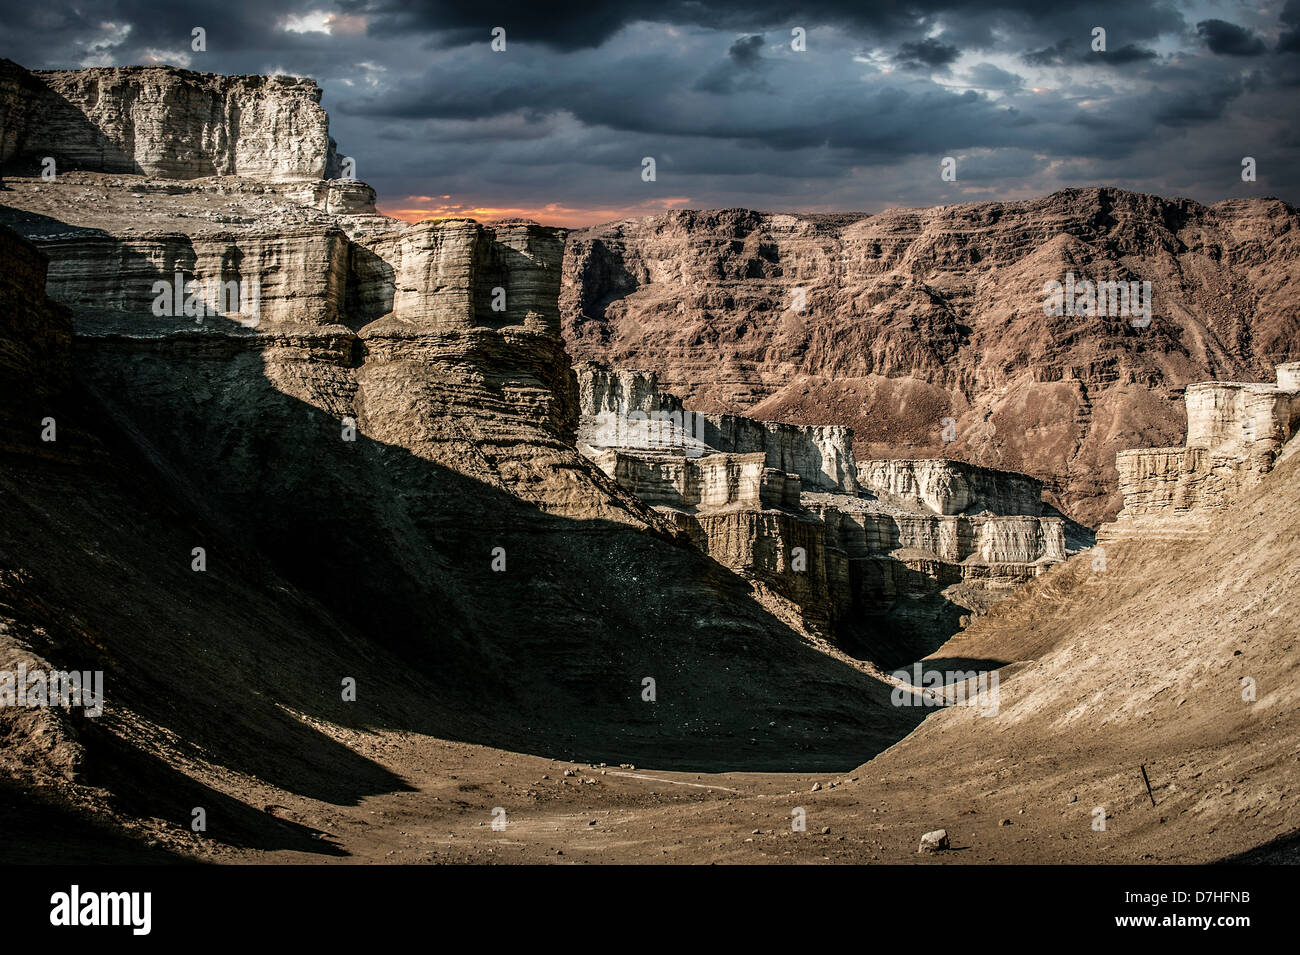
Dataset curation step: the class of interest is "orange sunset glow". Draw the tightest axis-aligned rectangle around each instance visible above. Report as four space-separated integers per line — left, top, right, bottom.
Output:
377 195 697 229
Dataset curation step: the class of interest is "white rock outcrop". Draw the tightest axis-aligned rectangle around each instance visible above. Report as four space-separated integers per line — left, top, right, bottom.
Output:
857 459 1043 517
1111 364 1300 523
576 362 857 491
588 450 801 511
576 362 1074 644
699 414 859 493
805 497 1065 566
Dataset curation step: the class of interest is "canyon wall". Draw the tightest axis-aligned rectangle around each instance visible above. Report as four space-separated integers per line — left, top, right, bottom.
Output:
0 225 72 409
698 415 858 493
577 362 856 491
588 449 802 511
561 195 1300 526
0 60 339 180
18 208 608 517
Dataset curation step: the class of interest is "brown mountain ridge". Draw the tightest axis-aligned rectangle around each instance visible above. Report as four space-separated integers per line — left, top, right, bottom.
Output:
561 191 1300 526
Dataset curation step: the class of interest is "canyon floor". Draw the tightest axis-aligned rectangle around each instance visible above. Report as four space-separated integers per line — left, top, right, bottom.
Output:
10 696 1291 866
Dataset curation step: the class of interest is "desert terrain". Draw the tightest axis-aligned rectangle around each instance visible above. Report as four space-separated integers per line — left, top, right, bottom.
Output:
0 59 1297 867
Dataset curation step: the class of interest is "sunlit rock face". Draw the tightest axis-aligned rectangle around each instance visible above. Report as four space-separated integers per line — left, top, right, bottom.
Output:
1 61 339 181
576 362 858 492
1110 365 1300 526
856 459 1043 517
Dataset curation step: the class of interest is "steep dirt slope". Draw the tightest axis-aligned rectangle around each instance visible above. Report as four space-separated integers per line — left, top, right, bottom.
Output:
104 424 1295 866
562 191 1300 526
837 439 1300 861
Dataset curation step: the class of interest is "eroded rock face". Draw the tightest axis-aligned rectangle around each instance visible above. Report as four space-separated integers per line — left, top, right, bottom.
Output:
577 362 857 491
4 154 926 768
699 415 857 493
1 60 339 181
806 499 1065 566
0 225 71 399
1108 364 1300 527
562 194 1300 526
858 459 1042 517
0 63 935 800
578 361 1076 651
11 208 605 513
805 494 1067 650
579 364 683 419
672 508 838 629
588 450 801 511
1185 380 1299 457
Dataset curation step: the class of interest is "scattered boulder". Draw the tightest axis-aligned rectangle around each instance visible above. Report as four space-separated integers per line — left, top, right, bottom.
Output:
918 829 950 853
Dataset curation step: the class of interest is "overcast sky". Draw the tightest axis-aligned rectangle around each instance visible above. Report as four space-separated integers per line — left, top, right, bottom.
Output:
4 1 1299 226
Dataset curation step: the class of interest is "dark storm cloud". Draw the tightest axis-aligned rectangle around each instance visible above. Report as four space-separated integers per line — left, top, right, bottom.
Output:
693 35 770 93
959 63 1025 90
351 0 1196 53
0 0 326 60
353 1 1054 51
729 35 764 67
1196 20 1267 56
1024 39 1158 66
340 46 1040 159
1 0 1298 221
1147 74 1245 126
1277 0 1300 53
895 38 960 70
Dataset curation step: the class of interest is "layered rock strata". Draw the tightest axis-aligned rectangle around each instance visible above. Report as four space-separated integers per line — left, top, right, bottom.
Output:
561 196 1300 527
857 459 1043 517
586 449 802 511
1 64 923 773
577 362 856 490
1 60 341 180
1104 363 1300 534
578 363 1075 648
